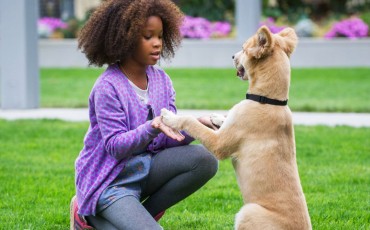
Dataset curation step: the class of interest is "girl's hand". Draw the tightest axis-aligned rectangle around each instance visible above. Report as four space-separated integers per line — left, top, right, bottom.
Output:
151 116 185 141
197 115 219 130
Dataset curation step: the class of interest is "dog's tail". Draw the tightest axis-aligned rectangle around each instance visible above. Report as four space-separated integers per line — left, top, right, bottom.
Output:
234 203 281 230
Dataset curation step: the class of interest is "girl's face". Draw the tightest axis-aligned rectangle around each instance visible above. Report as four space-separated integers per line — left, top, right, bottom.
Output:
133 16 163 66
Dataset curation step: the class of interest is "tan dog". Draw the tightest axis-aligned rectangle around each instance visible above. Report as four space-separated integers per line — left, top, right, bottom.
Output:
161 25 311 230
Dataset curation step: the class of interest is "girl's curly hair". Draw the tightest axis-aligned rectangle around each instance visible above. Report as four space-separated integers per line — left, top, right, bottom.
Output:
78 0 184 67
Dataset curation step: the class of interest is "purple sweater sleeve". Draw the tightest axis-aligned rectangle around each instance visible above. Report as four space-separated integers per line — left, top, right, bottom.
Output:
162 77 195 147
93 80 160 160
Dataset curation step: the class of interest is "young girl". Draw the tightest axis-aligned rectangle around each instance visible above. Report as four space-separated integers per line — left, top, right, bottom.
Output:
70 0 218 229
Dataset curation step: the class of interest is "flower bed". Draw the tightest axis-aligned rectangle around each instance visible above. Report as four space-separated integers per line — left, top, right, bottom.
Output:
38 17 68 39
180 16 232 39
260 16 369 39
325 17 369 39
38 14 370 40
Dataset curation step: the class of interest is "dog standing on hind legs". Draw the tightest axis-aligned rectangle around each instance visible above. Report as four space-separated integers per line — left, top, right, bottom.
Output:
161 25 312 230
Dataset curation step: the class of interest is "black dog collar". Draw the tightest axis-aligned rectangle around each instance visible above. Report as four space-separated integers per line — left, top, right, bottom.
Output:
246 93 288 106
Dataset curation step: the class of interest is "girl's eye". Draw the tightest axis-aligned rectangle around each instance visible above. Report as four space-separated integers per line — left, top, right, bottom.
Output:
143 34 162 40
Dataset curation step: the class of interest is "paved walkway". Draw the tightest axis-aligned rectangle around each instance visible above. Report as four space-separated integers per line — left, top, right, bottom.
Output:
1 108 370 127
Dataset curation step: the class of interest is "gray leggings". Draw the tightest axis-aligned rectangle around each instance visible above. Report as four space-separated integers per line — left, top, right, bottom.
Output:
86 145 218 230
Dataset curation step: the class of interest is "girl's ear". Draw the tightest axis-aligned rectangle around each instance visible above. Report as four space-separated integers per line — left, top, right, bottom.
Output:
248 25 275 59
277 27 298 57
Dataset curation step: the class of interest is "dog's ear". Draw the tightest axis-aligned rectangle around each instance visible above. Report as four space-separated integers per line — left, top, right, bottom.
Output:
248 25 274 59
258 26 274 47
277 27 298 57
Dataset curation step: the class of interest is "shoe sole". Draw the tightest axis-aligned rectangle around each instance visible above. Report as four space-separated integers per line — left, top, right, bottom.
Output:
70 195 76 230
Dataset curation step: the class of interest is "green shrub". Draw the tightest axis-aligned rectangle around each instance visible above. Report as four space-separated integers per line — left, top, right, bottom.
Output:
175 0 234 22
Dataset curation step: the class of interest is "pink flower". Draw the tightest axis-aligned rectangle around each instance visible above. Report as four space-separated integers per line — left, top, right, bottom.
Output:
259 17 286 34
180 16 231 39
325 17 369 39
38 17 68 32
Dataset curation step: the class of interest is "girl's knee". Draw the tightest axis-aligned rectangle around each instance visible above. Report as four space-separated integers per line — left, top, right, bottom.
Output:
192 145 219 178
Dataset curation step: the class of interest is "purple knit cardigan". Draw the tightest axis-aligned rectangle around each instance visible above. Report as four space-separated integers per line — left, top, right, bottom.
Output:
75 64 193 216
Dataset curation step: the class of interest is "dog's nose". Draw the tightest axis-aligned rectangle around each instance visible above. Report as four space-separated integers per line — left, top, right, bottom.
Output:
232 55 234 59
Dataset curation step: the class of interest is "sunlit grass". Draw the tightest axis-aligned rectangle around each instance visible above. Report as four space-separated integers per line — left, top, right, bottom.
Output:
41 67 370 112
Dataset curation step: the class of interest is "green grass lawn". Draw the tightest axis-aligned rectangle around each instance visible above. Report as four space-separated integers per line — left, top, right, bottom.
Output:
41 67 370 112
0 119 369 229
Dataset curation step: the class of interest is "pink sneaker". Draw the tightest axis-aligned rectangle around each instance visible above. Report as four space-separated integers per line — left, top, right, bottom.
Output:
154 210 165 222
70 195 95 230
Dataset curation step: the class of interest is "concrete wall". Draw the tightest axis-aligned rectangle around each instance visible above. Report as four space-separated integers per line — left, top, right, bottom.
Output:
39 38 370 68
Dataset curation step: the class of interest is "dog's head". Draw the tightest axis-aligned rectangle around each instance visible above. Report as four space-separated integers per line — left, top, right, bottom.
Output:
233 26 297 86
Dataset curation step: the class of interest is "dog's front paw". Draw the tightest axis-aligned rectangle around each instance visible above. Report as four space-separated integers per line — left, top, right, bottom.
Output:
210 113 225 127
161 108 181 129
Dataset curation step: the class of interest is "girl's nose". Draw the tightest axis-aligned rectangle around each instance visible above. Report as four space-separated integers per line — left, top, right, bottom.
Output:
153 37 162 47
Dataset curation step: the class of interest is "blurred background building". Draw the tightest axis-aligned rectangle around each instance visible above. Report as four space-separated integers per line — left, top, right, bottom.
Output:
32 0 370 69
1 0 369 109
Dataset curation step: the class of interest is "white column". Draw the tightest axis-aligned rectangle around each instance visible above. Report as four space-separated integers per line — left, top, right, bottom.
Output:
236 0 262 42
0 0 39 109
